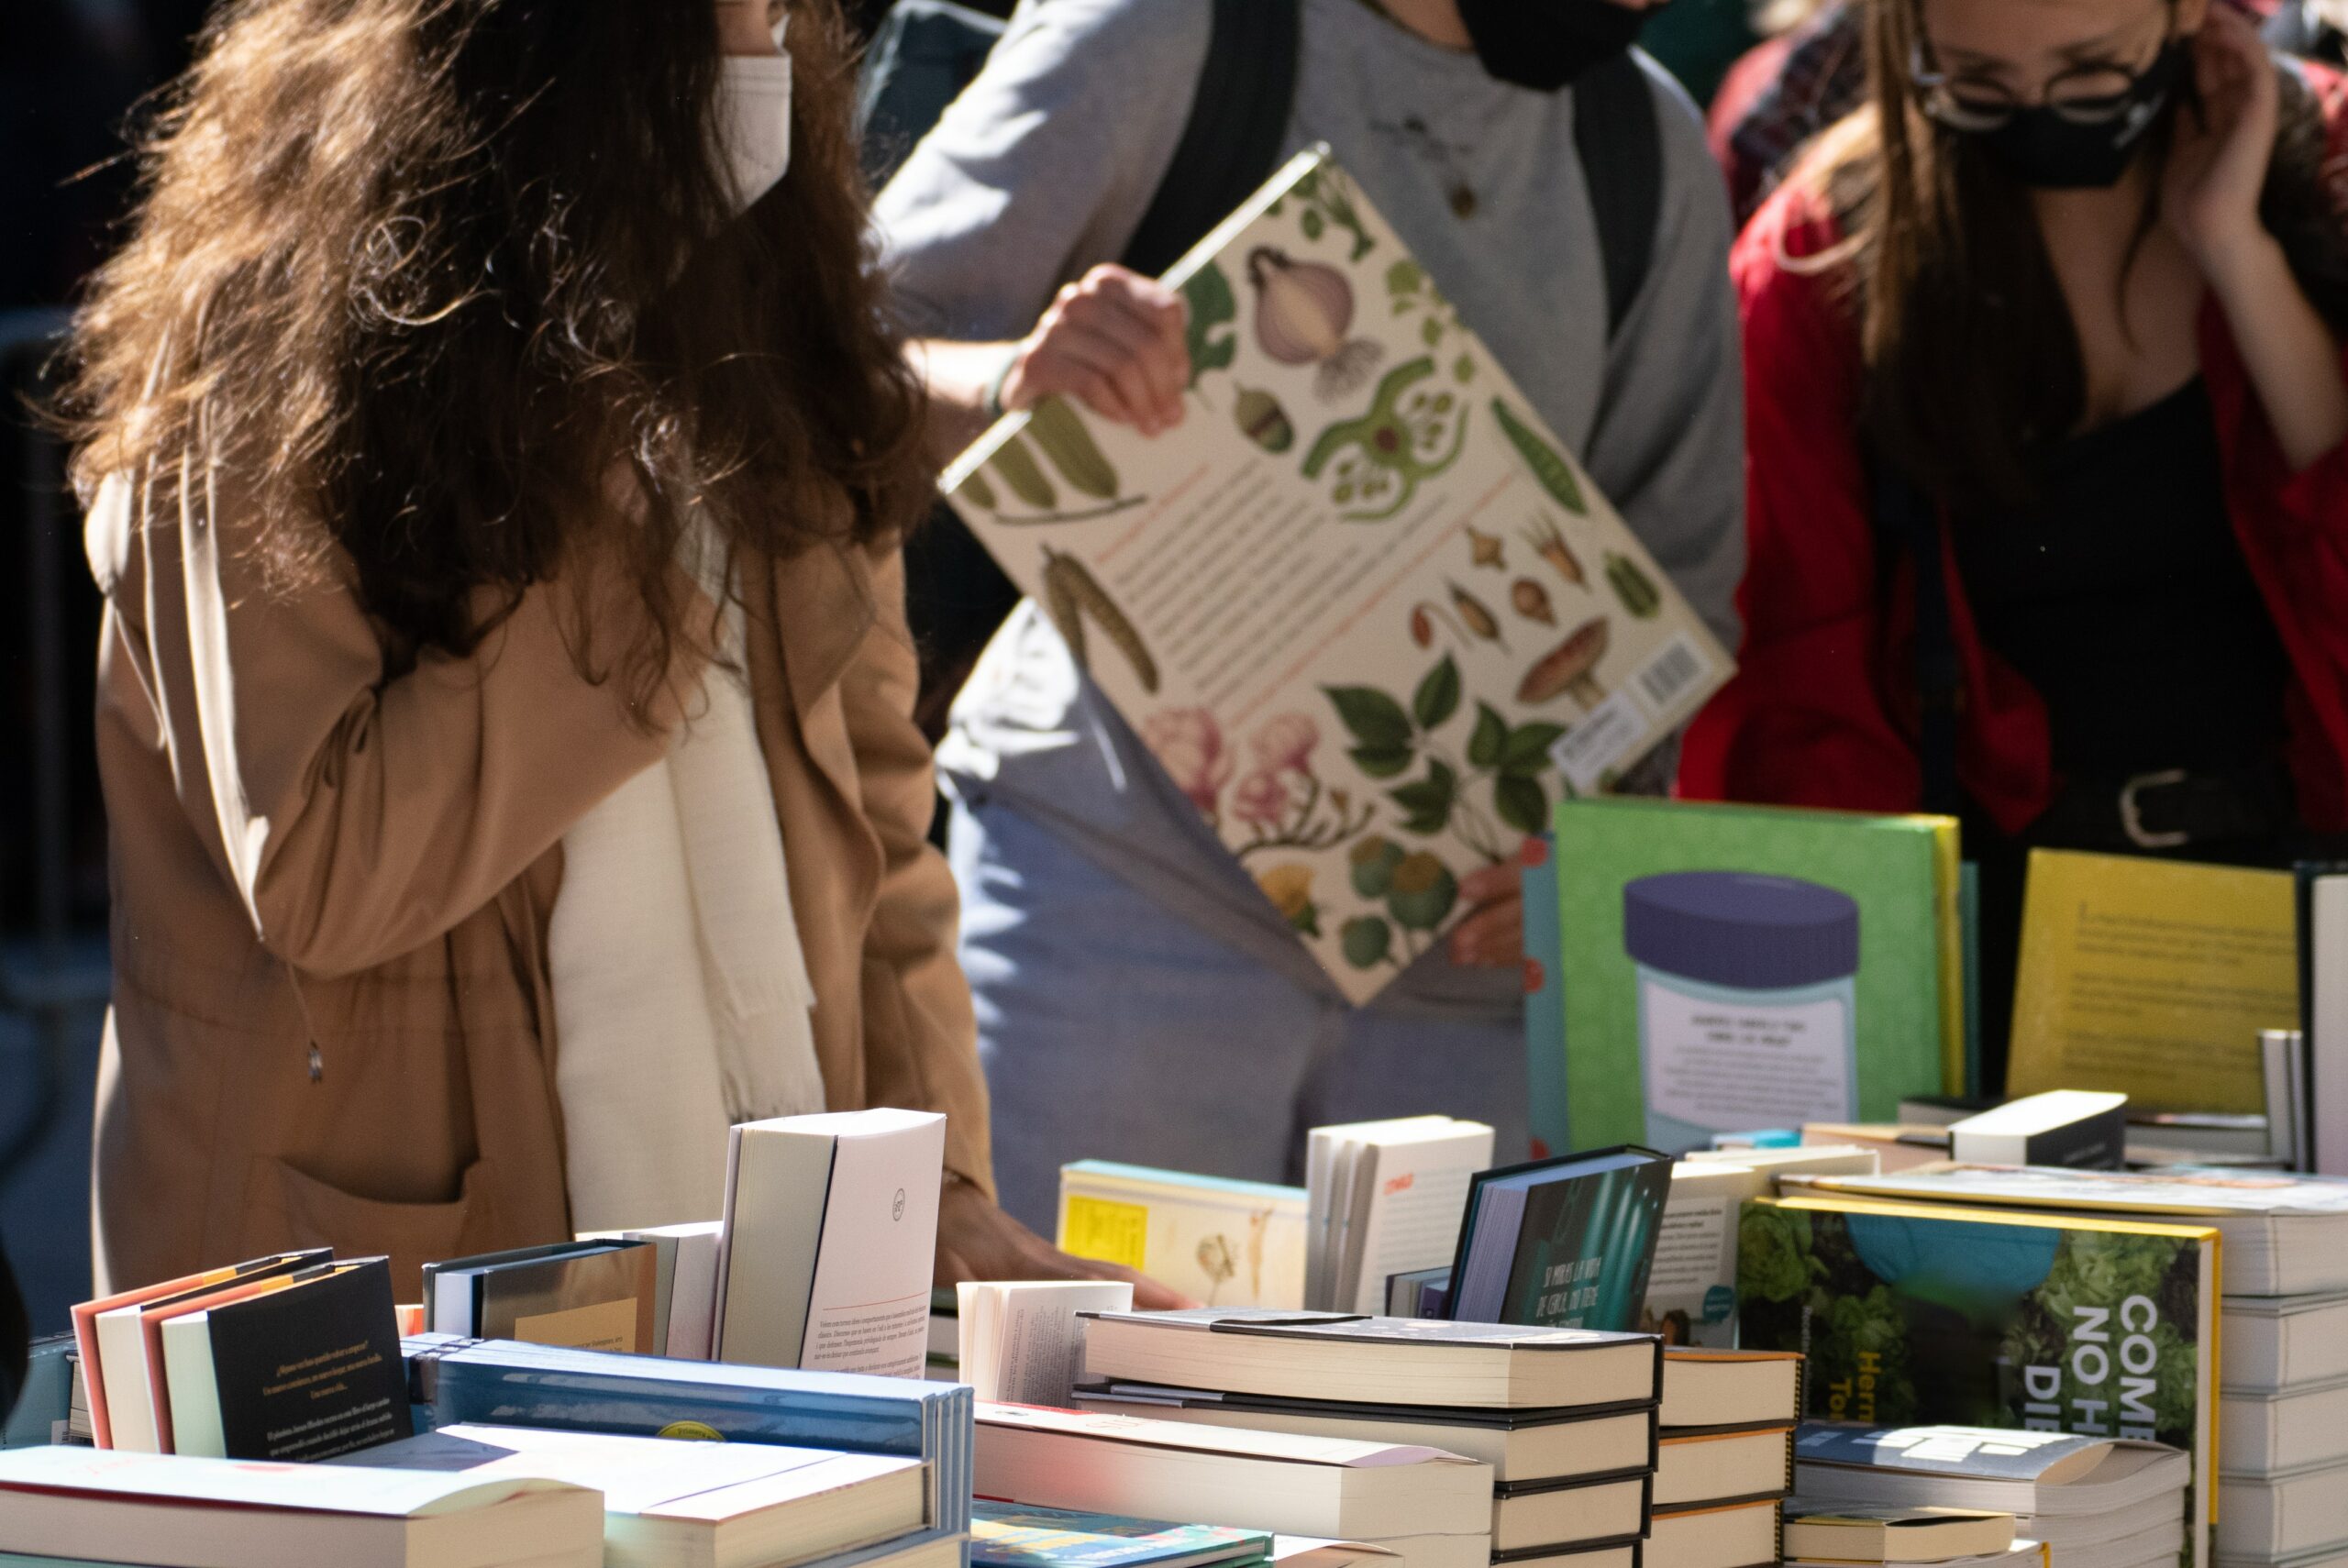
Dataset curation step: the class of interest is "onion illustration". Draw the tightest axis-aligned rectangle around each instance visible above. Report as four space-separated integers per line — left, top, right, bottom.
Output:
1246 247 1384 402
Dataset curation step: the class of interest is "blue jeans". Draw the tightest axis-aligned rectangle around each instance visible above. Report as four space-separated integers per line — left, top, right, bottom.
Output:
949 794 1532 1234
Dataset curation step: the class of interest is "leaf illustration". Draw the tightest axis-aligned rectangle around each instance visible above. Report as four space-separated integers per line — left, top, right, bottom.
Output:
1390 757 1458 836
1501 722 1568 775
1325 685 1412 750
1494 773 1551 837
1386 259 1426 295
1413 655 1462 731
1468 703 1510 770
1342 915 1394 969
1182 262 1239 383
1350 744 1416 779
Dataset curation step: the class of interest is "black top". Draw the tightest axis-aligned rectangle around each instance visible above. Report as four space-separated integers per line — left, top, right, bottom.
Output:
1951 377 2290 779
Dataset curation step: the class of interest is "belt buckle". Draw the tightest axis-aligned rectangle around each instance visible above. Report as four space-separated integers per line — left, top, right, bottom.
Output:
2120 768 2191 851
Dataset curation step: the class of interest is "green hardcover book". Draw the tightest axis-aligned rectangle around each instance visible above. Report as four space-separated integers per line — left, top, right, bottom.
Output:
1550 797 1959 1154
1736 1192 2219 1568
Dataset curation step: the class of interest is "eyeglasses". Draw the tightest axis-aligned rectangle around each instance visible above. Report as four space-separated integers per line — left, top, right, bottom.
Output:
1908 13 2171 131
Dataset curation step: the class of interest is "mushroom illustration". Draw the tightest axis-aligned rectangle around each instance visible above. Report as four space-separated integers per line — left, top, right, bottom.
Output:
1518 617 1611 712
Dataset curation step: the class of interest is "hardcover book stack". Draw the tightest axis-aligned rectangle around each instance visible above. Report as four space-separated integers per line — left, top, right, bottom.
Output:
1069 1309 1667 1568
1770 1164 2348 1568
1648 1351 1800 1568
1789 1425 2190 1568
1781 1499 2043 1568
402 1333 978 1537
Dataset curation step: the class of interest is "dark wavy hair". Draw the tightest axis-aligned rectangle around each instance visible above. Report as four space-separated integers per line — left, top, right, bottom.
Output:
61 0 927 702
1800 0 2348 509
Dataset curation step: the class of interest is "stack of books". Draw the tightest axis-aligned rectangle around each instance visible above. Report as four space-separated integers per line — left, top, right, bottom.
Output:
1789 1425 2190 1568
0 1444 606 1568
1648 1351 1801 1568
974 1401 1491 1568
1782 1502 2042 1568
336 1422 957 1568
1070 1309 1667 1568
402 1333 977 1535
1775 1162 2348 1568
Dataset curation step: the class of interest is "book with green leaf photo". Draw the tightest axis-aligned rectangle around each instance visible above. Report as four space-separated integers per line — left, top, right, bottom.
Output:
942 149 1733 1003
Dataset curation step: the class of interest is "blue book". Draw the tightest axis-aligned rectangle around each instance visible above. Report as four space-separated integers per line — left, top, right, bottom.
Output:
973 1505 1270 1568
1521 836 1569 1161
402 1334 974 1534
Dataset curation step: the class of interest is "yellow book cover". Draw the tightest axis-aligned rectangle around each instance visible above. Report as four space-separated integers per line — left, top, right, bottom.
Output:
2006 850 2296 1112
1057 1162 1307 1309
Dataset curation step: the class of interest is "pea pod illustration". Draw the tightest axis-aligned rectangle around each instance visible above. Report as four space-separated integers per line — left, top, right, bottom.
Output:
1027 396 1120 502
1041 547 1159 695
990 433 1057 510
1605 552 1663 619
1491 398 1588 514
958 468 999 513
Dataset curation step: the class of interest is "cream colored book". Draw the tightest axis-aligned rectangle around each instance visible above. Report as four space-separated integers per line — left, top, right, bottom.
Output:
942 149 1733 1004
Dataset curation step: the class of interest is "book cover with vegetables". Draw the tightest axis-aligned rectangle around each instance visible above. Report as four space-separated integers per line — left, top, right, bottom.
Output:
1737 1194 2218 1568
941 149 1733 1003
1548 799 1960 1155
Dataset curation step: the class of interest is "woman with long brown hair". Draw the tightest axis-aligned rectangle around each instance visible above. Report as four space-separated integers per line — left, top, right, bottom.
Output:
62 0 1159 1301
1679 0 2348 1081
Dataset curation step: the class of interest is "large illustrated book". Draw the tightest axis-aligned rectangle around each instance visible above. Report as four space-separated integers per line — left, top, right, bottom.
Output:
1548 799 1960 1154
941 149 1733 1003
1734 1194 2219 1568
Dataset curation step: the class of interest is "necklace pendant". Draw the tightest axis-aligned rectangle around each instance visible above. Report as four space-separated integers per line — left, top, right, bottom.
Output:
1450 182 1479 220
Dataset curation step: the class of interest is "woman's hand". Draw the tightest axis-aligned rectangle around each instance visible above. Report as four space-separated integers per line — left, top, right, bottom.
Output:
1448 858 1527 969
935 1176 1199 1310
2161 5 2281 278
1002 265 1191 437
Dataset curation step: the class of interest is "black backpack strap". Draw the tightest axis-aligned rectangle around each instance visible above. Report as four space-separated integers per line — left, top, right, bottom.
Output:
1119 0 1304 277
1874 463 1965 816
1572 51 1664 340
855 0 1008 190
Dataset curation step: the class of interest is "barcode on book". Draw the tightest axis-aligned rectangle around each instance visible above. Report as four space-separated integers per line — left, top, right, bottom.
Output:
1549 692 1649 797
1633 634 1711 719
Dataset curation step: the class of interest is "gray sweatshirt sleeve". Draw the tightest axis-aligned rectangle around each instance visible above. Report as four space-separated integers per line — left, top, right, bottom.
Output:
1578 59 1748 654
872 0 1214 343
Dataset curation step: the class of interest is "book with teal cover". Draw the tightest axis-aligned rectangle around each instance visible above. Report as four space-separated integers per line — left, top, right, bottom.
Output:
973 1504 1271 1568
1736 1193 2218 1568
1550 798 1955 1154
1448 1147 1671 1331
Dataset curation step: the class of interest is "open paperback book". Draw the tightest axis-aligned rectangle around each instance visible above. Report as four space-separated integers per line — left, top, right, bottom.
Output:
942 149 1733 1003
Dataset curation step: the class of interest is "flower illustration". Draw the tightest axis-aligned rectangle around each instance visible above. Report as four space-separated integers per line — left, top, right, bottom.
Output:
1256 863 1321 937
1141 707 1233 815
1232 767 1293 830
1251 712 1322 776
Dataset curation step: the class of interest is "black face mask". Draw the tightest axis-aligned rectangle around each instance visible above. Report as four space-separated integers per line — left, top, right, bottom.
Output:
1456 0 1657 91
1968 41 2186 188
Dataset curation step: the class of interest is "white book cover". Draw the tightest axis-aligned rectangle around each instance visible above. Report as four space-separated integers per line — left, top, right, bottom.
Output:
0 1443 583 1515
1342 1121 1494 1315
716 1109 946 1377
943 149 1733 1005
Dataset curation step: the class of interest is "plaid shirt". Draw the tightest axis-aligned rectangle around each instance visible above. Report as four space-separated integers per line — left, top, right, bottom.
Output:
1723 0 1867 224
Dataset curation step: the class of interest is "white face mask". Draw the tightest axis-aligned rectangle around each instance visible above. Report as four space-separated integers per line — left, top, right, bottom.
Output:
716 17 792 213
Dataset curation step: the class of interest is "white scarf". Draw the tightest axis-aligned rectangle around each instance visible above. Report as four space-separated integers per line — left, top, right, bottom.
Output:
549 542 825 1233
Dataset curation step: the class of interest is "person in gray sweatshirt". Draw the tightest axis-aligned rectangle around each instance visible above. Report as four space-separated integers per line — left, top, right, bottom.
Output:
877 0 1744 1233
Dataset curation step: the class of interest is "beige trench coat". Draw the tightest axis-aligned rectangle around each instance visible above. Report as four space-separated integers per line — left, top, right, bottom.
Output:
83 449 991 1297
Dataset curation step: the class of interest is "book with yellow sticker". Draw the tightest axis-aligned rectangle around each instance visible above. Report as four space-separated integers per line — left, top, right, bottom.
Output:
1058 1162 1308 1309
2006 850 2297 1112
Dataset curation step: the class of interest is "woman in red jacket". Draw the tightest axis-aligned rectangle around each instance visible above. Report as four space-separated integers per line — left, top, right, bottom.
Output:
1681 0 2348 1077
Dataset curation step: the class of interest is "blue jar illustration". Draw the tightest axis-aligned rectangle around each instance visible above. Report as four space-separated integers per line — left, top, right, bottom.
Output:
1623 870 1862 1153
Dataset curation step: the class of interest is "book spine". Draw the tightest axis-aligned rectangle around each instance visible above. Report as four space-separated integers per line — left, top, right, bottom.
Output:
1523 836 1568 1161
